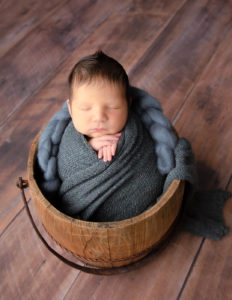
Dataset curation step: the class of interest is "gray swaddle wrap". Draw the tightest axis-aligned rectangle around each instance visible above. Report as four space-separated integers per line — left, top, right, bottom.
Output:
58 111 165 221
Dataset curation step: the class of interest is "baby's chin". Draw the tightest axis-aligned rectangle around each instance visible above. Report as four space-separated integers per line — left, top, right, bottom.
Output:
81 128 119 138
76 125 121 138
87 130 117 138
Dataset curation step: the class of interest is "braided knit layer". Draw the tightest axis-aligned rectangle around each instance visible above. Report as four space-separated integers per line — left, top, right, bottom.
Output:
130 87 177 175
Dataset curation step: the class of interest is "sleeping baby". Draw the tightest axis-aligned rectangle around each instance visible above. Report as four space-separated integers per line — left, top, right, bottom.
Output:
56 50 166 221
36 51 227 239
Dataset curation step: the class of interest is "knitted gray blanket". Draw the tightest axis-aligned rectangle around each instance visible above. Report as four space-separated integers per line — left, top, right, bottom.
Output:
36 86 231 240
58 112 165 221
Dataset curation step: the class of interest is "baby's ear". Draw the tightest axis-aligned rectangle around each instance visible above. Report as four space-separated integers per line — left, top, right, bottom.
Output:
67 99 72 117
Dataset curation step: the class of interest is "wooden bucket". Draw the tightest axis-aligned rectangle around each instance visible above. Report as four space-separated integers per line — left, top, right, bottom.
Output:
28 132 185 268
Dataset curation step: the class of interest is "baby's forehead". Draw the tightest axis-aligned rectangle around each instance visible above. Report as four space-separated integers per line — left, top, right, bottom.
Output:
72 79 126 99
73 78 123 90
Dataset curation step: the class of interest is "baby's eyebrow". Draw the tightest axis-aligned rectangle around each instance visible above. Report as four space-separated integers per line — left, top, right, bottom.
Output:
77 101 92 107
78 105 92 109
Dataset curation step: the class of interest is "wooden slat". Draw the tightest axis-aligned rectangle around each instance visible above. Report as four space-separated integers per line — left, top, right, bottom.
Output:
0 200 79 299
0 0 120 127
0 0 68 58
130 0 232 121
0 0 186 235
173 26 232 300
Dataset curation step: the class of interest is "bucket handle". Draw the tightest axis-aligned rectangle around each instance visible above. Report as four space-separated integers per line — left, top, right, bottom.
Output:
16 177 168 275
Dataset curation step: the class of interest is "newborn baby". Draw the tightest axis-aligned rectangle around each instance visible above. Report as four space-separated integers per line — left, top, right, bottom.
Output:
57 51 165 221
67 63 128 163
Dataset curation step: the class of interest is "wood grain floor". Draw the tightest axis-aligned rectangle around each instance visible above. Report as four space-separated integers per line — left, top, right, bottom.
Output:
1 0 232 299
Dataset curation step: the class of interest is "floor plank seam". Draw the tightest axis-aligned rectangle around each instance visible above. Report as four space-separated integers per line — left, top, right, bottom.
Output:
176 238 205 300
225 176 232 191
33 259 46 277
172 22 232 126
0 0 70 60
227 174 232 191
128 0 188 76
0 198 31 239
62 270 82 300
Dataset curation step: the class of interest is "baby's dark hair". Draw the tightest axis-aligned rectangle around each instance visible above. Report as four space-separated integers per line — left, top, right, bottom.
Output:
68 50 130 102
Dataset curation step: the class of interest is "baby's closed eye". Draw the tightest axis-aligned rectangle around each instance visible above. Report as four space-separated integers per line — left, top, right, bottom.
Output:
78 106 91 111
107 106 121 110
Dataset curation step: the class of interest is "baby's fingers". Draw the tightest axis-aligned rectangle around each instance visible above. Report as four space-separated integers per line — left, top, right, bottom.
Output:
111 143 117 156
107 145 112 161
103 146 112 162
103 146 108 162
98 148 103 159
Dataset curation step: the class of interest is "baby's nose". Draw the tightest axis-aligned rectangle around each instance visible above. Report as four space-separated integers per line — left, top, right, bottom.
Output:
93 108 107 122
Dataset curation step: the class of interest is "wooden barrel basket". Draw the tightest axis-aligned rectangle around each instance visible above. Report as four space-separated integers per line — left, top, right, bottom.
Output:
27 131 185 269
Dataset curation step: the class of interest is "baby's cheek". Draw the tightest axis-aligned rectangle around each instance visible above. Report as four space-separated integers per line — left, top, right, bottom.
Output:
72 120 86 135
113 114 127 130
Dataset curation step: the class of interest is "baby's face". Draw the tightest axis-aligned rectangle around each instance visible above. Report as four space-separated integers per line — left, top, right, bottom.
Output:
67 79 128 138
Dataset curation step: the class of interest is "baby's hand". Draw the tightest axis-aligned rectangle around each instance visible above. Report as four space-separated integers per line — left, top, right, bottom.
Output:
88 133 121 162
